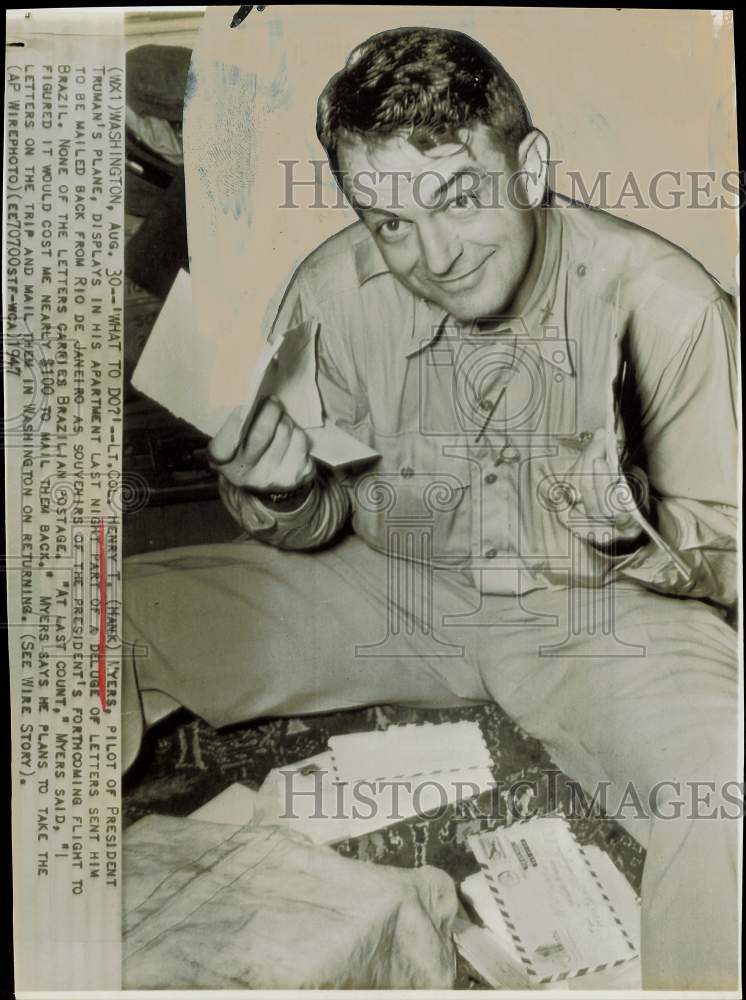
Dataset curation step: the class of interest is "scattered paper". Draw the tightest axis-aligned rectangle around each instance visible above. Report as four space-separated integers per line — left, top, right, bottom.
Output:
329 721 493 782
254 722 495 845
255 751 495 845
188 782 257 826
468 817 639 984
462 845 639 949
456 843 641 990
454 917 536 990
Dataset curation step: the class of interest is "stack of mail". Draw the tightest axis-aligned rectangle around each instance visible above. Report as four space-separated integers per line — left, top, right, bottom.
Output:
254 721 496 845
456 816 641 990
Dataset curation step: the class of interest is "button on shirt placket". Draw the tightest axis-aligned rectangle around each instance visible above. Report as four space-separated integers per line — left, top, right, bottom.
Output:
470 353 520 567
487 436 522 564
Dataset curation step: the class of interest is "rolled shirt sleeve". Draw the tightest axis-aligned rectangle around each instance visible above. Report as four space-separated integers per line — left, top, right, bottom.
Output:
614 293 738 608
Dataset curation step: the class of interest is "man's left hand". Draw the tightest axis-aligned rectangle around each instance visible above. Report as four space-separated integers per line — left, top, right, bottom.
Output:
559 428 648 548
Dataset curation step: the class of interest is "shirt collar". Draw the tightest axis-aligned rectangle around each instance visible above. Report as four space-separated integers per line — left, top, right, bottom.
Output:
463 205 564 342
354 234 390 286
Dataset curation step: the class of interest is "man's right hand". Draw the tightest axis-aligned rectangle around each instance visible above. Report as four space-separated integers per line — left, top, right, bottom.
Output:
208 397 315 494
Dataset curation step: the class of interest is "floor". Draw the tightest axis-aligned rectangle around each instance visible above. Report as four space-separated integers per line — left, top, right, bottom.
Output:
123 700 645 989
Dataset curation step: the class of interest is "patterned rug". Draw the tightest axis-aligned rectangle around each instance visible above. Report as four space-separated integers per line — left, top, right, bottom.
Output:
123 701 645 988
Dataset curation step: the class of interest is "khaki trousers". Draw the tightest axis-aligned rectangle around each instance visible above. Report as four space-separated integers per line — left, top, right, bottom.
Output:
123 535 740 990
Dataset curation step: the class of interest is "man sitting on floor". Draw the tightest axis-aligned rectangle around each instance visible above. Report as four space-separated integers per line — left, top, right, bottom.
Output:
123 26 740 990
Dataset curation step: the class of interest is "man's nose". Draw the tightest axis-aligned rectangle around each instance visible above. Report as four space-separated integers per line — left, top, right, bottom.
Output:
417 218 464 277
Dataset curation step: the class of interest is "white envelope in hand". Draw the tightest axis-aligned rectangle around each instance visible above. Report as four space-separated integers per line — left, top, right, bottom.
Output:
132 269 378 468
240 320 323 433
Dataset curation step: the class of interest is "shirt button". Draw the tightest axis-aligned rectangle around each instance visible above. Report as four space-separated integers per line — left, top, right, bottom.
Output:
485 472 498 485
576 263 587 277
485 548 498 559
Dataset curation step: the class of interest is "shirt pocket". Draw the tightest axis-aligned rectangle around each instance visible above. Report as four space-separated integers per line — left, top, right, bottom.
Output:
348 428 473 567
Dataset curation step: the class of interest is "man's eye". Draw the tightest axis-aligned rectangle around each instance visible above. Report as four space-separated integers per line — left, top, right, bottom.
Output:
376 218 410 242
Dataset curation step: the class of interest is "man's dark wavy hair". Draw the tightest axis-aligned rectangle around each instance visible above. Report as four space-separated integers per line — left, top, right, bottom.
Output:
317 26 533 177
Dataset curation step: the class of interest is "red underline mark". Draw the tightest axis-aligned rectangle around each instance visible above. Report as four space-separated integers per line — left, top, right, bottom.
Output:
98 518 108 712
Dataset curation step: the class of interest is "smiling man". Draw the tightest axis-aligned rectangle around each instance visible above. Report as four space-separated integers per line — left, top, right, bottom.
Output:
339 129 538 323
123 26 740 990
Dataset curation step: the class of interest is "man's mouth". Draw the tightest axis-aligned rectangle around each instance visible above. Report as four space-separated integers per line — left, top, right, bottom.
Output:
430 249 497 287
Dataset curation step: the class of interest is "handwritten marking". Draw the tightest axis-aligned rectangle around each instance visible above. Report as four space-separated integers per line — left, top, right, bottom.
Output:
98 519 108 712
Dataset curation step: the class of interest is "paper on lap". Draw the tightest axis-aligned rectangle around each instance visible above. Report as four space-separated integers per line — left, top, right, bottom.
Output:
132 269 378 467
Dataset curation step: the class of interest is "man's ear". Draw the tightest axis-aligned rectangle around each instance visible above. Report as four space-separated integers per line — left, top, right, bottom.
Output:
515 129 550 209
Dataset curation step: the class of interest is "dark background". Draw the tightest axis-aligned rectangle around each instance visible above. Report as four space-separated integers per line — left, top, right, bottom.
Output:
123 42 237 557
